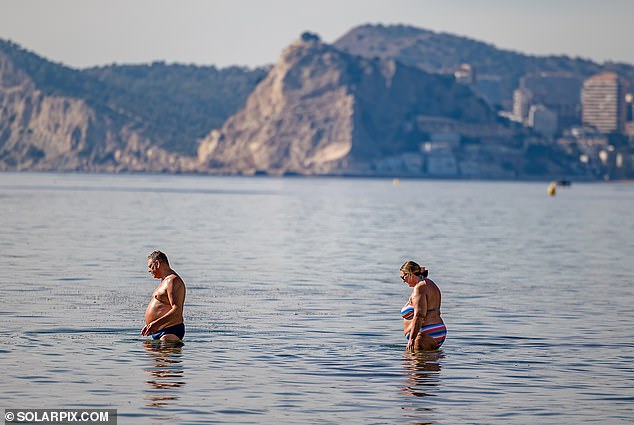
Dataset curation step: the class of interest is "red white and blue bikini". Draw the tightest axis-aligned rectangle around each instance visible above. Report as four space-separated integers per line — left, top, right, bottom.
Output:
401 299 447 346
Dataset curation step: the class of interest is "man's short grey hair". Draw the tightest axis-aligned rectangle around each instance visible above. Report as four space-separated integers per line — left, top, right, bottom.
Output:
148 250 169 265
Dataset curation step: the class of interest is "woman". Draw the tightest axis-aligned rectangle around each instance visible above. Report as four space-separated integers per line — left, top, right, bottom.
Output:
400 260 446 351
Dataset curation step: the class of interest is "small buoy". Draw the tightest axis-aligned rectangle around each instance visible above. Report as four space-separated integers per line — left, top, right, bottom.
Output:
547 182 557 196
392 178 400 185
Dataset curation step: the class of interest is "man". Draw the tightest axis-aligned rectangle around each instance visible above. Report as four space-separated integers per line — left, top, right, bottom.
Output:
142 251 186 342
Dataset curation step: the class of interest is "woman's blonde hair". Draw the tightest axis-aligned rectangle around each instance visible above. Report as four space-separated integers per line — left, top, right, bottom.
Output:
400 260 428 277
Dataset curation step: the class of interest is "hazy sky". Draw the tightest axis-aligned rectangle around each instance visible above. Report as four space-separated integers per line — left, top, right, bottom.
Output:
1 0 633 69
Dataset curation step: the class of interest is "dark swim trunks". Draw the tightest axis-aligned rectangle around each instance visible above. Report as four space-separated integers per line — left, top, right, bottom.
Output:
151 323 185 340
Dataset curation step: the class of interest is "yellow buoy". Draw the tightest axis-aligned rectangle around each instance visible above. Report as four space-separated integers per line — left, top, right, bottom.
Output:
547 182 557 196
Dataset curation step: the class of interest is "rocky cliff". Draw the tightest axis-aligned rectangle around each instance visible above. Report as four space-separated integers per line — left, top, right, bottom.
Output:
0 39 266 172
0 47 193 172
1 31 607 178
197 35 496 175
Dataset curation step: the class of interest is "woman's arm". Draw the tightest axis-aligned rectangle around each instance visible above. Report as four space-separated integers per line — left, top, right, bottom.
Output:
406 284 427 350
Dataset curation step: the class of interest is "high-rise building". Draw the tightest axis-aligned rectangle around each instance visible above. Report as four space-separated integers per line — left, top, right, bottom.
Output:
582 72 626 134
512 88 533 123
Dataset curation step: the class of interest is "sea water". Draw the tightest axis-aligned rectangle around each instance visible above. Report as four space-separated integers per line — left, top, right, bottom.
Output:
1 172 633 424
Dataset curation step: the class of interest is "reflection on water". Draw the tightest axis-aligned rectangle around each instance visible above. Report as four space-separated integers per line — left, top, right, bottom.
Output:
143 340 185 409
402 350 443 399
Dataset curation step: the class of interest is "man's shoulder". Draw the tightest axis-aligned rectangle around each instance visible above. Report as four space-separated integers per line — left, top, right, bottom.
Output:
164 273 185 287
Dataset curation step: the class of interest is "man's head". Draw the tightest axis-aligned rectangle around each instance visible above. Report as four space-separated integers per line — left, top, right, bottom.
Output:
148 250 169 279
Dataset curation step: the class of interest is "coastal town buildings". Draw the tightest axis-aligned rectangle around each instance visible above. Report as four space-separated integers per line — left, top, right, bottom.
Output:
528 104 558 137
522 73 582 130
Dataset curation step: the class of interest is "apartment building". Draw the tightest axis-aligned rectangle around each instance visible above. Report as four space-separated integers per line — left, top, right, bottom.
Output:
582 72 626 134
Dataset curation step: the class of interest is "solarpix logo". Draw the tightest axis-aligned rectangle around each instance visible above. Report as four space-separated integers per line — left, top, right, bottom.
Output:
4 409 117 424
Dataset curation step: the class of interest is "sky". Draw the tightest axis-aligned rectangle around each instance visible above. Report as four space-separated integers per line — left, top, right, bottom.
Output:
1 0 633 69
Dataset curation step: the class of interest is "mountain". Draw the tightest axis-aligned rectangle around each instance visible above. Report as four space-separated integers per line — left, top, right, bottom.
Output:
197 34 499 175
0 39 265 171
1 26 631 178
334 24 634 108
0 40 179 172
83 63 268 155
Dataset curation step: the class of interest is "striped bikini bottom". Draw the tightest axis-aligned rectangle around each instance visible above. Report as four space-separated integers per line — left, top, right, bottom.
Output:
405 323 447 347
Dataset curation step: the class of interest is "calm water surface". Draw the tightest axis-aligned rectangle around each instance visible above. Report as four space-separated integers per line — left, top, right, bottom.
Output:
1 173 633 424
